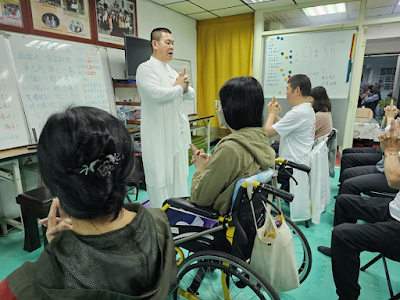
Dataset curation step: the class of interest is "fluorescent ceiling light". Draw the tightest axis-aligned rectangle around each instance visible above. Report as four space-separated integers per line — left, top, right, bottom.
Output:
325 4 338 14
303 3 346 16
303 7 317 16
315 6 327 15
242 0 274 3
336 3 346 13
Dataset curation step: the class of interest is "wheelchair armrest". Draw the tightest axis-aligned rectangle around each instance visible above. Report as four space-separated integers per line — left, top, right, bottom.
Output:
163 198 220 219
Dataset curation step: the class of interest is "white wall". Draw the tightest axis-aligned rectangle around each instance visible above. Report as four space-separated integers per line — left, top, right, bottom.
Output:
366 23 400 40
365 37 400 55
365 23 400 55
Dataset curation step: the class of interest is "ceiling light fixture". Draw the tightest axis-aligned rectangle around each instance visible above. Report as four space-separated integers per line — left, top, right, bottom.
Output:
303 3 346 16
242 0 275 3
303 7 317 17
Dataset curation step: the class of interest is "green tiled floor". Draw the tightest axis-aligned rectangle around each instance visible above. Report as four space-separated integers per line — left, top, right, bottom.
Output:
1 166 399 300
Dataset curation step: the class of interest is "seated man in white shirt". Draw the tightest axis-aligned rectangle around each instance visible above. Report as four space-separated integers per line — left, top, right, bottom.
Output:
317 119 400 300
264 74 315 190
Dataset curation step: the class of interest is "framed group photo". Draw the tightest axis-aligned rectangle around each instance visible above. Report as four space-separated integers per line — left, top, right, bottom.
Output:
27 0 92 42
95 0 137 48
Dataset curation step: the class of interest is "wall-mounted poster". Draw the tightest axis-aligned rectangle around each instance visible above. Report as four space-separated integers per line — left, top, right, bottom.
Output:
0 0 23 27
95 0 137 47
30 0 91 40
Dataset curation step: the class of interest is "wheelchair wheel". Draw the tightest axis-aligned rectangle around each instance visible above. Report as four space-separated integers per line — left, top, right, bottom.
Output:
173 250 280 300
271 212 312 283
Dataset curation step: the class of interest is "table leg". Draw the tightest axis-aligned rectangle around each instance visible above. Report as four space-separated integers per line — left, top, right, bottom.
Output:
207 118 211 154
13 159 23 195
0 220 7 236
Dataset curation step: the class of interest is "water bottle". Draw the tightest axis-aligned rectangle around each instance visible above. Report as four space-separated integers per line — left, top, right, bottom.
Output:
118 107 126 127
124 106 131 120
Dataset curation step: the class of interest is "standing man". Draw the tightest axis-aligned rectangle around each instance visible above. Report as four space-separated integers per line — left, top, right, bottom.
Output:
264 74 315 189
136 28 195 208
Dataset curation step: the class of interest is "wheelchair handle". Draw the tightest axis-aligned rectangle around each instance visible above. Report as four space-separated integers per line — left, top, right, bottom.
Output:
262 184 294 203
260 195 283 216
275 158 311 173
228 211 248 245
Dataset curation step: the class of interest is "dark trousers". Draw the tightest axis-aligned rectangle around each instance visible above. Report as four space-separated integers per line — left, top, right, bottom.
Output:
339 147 382 183
339 165 398 195
331 194 400 300
277 167 293 192
270 142 279 157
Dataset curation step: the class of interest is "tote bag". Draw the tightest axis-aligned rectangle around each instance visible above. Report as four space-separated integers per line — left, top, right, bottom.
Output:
249 195 299 292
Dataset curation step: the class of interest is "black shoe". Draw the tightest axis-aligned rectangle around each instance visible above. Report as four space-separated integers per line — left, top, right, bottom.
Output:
318 246 332 257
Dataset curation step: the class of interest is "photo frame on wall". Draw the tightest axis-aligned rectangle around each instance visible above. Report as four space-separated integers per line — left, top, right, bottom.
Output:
0 0 29 33
26 0 95 44
94 0 137 49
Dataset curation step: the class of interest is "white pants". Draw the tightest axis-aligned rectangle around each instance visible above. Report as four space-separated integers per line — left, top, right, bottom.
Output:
146 147 189 208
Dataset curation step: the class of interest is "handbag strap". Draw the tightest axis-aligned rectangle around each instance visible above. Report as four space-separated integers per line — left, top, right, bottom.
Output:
249 198 259 230
272 176 282 212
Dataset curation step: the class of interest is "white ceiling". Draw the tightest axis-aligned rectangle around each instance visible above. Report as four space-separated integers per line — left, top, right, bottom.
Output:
149 0 400 24
266 0 400 29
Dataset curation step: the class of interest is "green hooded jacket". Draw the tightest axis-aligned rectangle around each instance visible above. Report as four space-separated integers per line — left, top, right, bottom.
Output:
190 127 276 215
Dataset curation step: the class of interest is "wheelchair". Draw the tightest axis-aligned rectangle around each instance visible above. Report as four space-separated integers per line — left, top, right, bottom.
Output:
163 160 312 300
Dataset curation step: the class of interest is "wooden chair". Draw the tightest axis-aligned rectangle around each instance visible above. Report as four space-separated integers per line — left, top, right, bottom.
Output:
16 187 54 252
356 107 374 119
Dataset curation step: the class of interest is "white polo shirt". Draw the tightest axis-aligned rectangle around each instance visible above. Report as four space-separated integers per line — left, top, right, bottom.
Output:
273 102 315 163
390 192 400 221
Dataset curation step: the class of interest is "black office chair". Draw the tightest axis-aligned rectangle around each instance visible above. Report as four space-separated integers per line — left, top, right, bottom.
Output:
361 190 400 300
361 253 400 300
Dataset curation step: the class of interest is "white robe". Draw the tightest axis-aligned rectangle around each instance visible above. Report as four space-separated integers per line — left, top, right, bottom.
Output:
136 56 195 208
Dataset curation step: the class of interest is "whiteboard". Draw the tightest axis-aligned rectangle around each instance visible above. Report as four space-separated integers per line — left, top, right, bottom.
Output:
169 58 196 115
169 59 193 88
0 36 30 150
263 30 357 99
7 35 114 139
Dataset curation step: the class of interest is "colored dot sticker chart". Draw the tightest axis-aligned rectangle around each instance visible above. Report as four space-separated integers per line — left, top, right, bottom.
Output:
0 36 30 150
263 30 357 99
8 35 113 138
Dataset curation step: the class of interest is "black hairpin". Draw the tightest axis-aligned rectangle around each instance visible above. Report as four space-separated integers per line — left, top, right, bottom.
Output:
74 153 123 178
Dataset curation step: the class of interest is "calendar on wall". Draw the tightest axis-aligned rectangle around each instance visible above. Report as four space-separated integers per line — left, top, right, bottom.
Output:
379 67 396 91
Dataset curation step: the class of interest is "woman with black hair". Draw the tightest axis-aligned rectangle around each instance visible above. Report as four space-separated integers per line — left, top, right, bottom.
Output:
1 107 176 299
189 77 276 215
309 86 333 140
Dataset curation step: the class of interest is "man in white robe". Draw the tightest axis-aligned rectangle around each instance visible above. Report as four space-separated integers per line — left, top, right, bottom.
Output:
136 28 195 208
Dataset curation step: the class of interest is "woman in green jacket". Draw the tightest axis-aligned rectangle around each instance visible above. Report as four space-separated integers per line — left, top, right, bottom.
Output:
190 76 276 215
2 107 176 300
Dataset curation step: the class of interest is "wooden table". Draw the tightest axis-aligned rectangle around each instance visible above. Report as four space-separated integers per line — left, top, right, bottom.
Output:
0 146 37 235
125 114 215 153
189 114 214 153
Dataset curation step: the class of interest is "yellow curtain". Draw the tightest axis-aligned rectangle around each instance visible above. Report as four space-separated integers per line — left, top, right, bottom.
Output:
197 13 254 127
